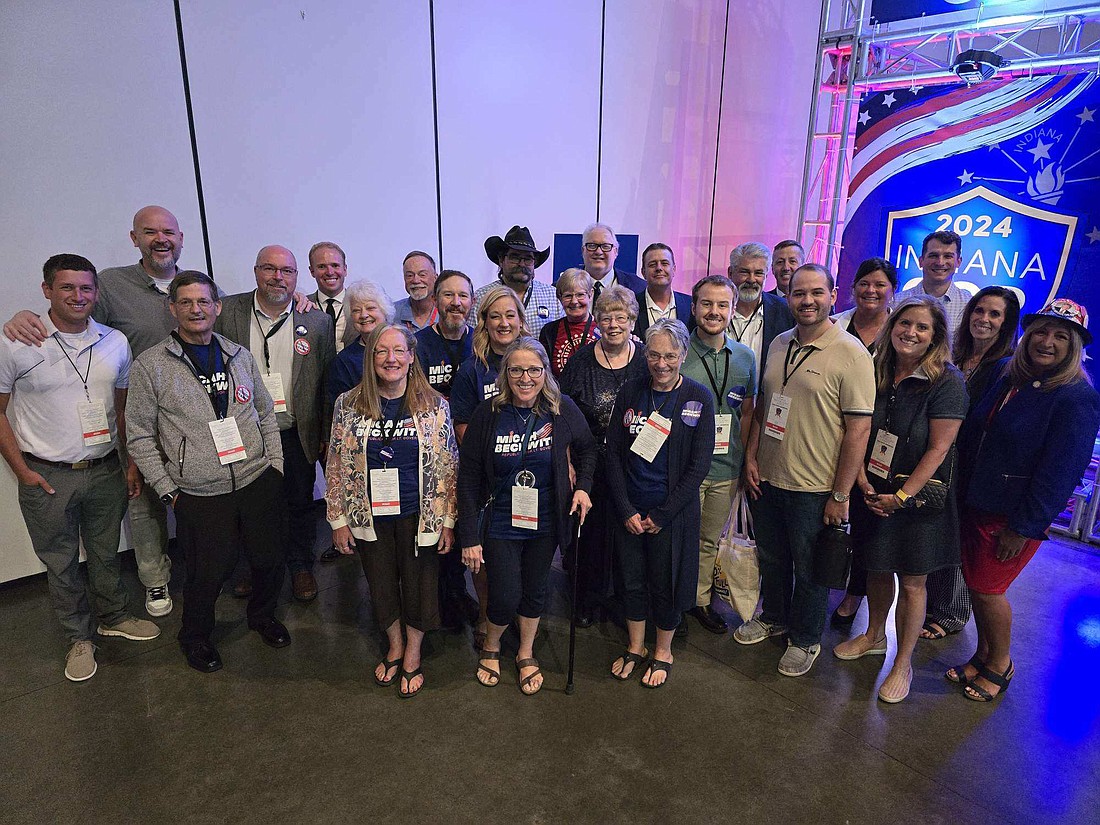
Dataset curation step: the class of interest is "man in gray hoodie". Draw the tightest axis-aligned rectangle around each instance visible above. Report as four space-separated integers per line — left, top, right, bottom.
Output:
127 271 290 673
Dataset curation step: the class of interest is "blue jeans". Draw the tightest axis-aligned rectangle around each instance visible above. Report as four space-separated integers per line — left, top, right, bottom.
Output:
750 483 829 648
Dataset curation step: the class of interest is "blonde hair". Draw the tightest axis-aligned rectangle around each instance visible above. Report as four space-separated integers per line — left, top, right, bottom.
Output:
873 297 952 393
472 284 530 366
1010 318 1091 391
491 337 561 416
348 324 439 418
593 284 639 322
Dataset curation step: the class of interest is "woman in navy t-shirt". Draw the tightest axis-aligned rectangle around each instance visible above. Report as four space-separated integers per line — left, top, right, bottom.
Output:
457 338 596 695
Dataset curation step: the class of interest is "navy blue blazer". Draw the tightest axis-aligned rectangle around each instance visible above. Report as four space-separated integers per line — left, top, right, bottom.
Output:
957 362 1100 539
611 267 645 294
631 289 696 342
760 292 795 382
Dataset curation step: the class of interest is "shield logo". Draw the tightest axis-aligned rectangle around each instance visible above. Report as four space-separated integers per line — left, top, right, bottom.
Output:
883 185 1077 313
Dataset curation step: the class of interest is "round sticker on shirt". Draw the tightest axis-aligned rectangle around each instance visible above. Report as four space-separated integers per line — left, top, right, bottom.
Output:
727 386 746 409
235 386 252 404
294 324 308 336
294 338 311 355
623 409 635 427
537 305 550 319
681 401 702 427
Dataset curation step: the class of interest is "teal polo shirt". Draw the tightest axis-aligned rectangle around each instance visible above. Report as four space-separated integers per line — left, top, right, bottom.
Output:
681 330 756 481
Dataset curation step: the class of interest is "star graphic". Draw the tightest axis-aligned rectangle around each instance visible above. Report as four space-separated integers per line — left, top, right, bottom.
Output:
909 85 923 95
958 169 975 186
882 92 897 109
1027 137 1053 162
1078 107 1096 124
858 109 871 126
1088 226 1100 244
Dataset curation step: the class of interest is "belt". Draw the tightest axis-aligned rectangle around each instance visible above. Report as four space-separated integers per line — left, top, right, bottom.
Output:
22 452 118 471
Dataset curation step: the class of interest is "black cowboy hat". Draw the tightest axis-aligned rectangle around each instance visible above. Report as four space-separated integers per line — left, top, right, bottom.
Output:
484 225 550 268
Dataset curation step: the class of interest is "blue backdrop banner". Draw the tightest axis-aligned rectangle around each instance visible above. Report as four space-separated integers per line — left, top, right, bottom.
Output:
869 1 1034 26
839 73 1100 346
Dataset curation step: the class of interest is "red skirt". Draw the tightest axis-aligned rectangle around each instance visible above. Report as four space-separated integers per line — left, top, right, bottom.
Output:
960 510 1045 595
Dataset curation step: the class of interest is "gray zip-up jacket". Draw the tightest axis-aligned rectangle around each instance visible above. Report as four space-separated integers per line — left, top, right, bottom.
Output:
128 332 283 498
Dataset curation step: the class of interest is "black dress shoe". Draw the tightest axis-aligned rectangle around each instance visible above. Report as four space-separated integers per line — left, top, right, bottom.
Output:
251 618 292 649
319 545 341 563
181 641 222 673
690 605 729 634
830 605 858 630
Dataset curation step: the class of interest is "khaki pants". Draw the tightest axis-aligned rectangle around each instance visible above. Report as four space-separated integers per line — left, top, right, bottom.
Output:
697 477 736 606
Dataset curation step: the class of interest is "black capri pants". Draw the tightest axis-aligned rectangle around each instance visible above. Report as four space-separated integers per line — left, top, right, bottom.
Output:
483 534 558 626
616 526 680 631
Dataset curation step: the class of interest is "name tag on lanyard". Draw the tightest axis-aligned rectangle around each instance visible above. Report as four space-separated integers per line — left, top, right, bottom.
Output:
209 417 247 465
370 468 401 516
867 429 898 479
764 394 792 441
262 372 287 414
630 411 672 462
78 400 111 447
714 413 733 454
511 486 539 530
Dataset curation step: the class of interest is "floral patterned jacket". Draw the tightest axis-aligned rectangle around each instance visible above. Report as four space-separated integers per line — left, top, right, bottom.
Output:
325 391 458 545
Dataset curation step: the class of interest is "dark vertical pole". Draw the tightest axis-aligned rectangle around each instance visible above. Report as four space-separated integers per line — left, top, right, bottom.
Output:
596 0 607 221
173 0 214 279
706 0 732 276
429 0 445 268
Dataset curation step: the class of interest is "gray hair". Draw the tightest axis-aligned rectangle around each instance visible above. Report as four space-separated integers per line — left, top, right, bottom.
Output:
729 242 772 272
582 222 618 245
594 284 639 322
556 267 595 298
645 318 689 356
344 279 396 324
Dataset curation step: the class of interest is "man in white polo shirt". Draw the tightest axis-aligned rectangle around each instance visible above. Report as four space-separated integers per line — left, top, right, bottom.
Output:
0 254 160 682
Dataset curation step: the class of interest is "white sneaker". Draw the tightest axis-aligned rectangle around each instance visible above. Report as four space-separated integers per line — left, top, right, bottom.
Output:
65 641 97 682
145 585 173 617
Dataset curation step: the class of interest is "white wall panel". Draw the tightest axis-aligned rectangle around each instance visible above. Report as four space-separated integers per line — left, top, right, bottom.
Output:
711 0 822 286
600 0 727 289
433 0 602 285
0 1 201 583
179 0 438 297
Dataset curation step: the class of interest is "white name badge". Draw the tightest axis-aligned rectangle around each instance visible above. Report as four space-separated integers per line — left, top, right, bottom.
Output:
369 468 401 516
77 400 111 447
868 429 898 479
714 413 733 455
630 411 672 462
262 372 287 414
764 394 792 441
511 486 539 530
208 417 247 465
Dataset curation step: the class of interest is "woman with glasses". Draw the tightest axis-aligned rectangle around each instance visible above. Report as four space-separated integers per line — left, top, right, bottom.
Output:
559 285 648 626
327 280 398 406
326 324 458 698
457 338 596 695
605 318 715 688
539 268 600 378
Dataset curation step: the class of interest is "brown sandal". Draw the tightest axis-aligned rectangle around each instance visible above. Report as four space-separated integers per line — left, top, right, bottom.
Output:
476 650 500 687
516 657 543 695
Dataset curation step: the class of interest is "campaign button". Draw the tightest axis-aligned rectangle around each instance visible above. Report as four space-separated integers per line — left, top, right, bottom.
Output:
294 338 311 355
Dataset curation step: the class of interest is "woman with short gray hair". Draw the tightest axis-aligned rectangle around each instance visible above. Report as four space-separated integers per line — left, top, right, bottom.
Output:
539 268 600 377
327 280 398 405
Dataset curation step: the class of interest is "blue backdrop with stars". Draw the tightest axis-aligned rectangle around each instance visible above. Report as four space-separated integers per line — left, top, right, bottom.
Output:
839 73 1100 349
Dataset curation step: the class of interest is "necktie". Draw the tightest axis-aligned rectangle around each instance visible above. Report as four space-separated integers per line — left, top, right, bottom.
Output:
593 280 603 302
325 298 338 342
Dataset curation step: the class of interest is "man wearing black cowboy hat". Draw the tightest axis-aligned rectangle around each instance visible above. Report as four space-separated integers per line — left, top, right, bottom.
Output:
470 226 563 335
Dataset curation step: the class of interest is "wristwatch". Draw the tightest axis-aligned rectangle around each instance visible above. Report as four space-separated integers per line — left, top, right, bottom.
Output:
161 489 180 507
831 491 849 503
895 488 916 508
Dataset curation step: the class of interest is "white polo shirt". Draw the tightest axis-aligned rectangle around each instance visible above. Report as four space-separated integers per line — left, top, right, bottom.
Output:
249 292 296 427
644 289 677 327
0 316 131 463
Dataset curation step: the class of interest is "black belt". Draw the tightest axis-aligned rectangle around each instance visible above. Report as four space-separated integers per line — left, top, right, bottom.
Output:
23 452 118 471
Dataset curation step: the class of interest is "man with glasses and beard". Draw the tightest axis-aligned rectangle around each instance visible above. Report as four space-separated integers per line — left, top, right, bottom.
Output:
470 226 562 336
727 242 794 388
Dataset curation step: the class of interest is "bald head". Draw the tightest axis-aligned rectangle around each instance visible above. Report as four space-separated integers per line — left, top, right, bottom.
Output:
253 245 299 309
130 205 182 277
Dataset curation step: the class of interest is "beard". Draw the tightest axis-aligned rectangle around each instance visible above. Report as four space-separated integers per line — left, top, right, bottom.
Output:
737 283 762 304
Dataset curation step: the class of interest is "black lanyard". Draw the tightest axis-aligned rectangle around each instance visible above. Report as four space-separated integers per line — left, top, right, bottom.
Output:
596 340 633 388
648 381 681 420
253 309 291 373
565 317 595 354
53 331 96 403
375 390 409 464
694 341 730 406
782 338 816 391
731 303 762 343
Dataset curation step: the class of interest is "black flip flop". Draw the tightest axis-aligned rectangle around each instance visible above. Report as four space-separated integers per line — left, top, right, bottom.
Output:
611 649 648 681
374 656 401 686
641 659 672 689
399 667 424 699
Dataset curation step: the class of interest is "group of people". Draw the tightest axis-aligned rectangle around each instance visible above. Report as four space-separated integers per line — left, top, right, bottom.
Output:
2 209 1096 706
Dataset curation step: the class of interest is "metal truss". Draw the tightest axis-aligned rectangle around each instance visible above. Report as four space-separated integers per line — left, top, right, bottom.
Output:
797 2 1100 271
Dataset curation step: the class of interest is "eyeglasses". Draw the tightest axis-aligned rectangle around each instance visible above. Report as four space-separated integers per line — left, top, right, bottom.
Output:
645 351 681 364
584 242 615 253
373 347 409 358
173 298 216 310
506 366 545 379
560 292 591 302
257 264 297 277
505 253 536 265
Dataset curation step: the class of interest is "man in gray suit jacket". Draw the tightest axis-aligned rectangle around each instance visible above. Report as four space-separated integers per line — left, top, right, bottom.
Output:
215 245 336 601
728 242 795 387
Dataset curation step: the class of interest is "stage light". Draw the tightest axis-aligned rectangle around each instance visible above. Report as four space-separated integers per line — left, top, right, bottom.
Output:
952 49 1006 85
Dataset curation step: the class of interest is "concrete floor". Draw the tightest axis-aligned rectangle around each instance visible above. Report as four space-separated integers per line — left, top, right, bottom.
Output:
2 525 1099 825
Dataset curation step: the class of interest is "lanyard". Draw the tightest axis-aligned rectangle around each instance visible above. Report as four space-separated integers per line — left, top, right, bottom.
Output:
596 340 633 388
565 317 595 354
694 341 730 406
174 333 228 419
782 338 816 391
513 408 538 469
253 308 291 373
52 332 96 403
375 390 409 464
731 303 762 344
648 381 681 419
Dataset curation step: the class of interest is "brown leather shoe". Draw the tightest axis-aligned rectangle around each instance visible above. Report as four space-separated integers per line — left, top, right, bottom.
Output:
231 579 252 599
292 570 318 602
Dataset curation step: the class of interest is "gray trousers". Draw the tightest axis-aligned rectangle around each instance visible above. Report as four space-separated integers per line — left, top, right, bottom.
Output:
18 455 130 644
127 483 171 588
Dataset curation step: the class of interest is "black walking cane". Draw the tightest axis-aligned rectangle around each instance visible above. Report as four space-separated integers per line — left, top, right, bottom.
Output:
566 513 582 695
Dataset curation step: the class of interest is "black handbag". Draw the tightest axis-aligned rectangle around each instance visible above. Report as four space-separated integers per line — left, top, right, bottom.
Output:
887 393 955 513
812 522 852 590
